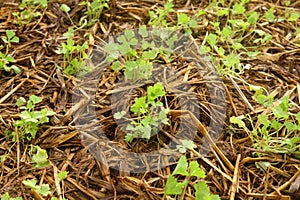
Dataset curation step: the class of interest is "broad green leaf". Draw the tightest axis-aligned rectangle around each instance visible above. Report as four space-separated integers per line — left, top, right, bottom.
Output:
22 179 38 190
29 95 42 105
58 171 69 181
177 13 190 25
147 83 165 104
114 111 126 119
247 11 259 24
60 4 71 13
16 97 26 107
206 33 218 47
138 25 148 38
165 175 186 195
130 96 148 114
6 30 15 40
194 181 211 200
31 146 49 168
189 161 206 178
37 184 51 196
230 116 246 128
172 156 188 176
181 140 196 150
232 3 246 15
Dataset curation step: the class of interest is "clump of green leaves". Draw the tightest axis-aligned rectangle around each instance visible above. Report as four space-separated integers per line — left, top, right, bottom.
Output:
13 0 47 25
22 179 51 197
5 95 55 142
163 156 220 200
79 0 109 27
148 0 199 35
230 88 300 159
22 170 68 200
29 145 49 168
0 30 21 74
105 26 178 81
114 83 169 143
55 28 90 75
1 193 22 200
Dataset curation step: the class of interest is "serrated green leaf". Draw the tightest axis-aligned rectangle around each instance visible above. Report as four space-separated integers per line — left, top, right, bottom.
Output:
165 175 186 195
58 171 69 181
230 116 246 128
172 156 188 176
114 111 126 119
190 161 206 178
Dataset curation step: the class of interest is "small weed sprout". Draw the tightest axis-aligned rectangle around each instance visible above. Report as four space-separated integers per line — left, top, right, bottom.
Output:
163 156 220 200
0 30 21 74
79 0 110 27
114 83 169 143
13 0 48 25
5 95 55 142
230 88 300 159
55 28 90 75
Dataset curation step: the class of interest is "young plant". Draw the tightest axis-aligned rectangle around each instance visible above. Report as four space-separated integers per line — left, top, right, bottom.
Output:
230 88 300 159
5 95 55 142
29 145 49 168
22 179 52 197
0 30 21 74
1 193 22 200
105 26 178 81
13 0 47 25
114 83 169 143
163 156 220 200
55 29 90 75
79 0 110 27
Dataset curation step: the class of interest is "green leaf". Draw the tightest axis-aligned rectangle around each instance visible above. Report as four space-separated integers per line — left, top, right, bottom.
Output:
114 111 126 119
177 13 190 25
60 4 71 13
181 140 196 150
6 30 16 40
111 61 121 71
16 97 26 107
142 49 158 60
130 96 148 114
230 116 246 128
22 179 38 190
264 6 275 22
138 25 148 38
206 33 218 47
232 3 246 15
147 83 165 104
29 95 42 105
37 184 51 196
172 156 188 176
189 161 206 178
247 11 260 24
288 12 299 22
58 171 69 181
31 146 49 168
165 175 186 195
194 181 211 200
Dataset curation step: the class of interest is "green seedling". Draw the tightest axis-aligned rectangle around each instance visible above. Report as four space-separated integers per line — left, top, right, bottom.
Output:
13 0 47 25
176 139 197 153
105 26 178 81
79 0 109 27
114 83 169 143
5 95 55 142
230 88 300 159
22 179 51 197
163 156 220 200
1 193 22 200
55 30 90 75
0 30 21 74
29 145 49 168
